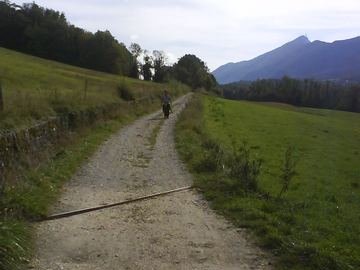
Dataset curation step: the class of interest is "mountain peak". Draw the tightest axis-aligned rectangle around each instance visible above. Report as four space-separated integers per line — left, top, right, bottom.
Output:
289 35 311 45
212 35 360 84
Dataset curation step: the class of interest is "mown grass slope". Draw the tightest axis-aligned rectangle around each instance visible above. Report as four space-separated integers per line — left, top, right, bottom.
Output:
0 47 185 130
176 95 360 269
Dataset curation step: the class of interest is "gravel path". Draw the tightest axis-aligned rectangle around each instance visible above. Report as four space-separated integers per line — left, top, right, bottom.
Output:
31 94 273 270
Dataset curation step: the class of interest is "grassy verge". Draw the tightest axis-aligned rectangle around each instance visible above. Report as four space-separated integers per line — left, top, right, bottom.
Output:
0 117 132 270
148 119 164 149
175 94 360 270
0 92 185 269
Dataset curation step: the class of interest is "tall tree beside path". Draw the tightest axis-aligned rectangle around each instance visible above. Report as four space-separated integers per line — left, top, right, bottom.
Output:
129 43 143 79
153 50 168 83
142 50 153 81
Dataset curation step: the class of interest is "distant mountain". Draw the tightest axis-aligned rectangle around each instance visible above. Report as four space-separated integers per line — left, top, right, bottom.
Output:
213 36 360 84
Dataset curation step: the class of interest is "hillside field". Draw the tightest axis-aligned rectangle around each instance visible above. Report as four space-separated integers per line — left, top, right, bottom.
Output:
176 95 360 269
0 47 187 130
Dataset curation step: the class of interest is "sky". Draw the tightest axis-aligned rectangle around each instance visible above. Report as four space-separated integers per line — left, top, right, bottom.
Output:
13 0 360 71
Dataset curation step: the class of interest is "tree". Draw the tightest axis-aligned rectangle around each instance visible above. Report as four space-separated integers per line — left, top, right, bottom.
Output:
129 43 142 58
173 54 217 90
152 50 168 83
129 43 142 78
142 51 153 81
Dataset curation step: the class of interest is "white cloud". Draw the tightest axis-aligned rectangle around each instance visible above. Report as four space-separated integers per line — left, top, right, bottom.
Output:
165 52 178 65
130 34 140 41
13 0 360 70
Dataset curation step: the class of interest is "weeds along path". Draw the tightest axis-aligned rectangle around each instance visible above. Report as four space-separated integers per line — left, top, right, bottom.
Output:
32 93 272 270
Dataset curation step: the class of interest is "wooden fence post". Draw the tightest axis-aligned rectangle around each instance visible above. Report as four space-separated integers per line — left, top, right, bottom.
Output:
0 81 4 112
84 79 88 100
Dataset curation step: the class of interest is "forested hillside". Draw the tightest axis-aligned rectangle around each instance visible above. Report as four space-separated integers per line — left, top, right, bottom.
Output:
0 1 135 76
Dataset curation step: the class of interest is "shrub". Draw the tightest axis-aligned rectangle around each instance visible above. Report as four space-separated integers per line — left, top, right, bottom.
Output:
278 146 297 198
117 81 134 101
194 138 262 193
225 143 262 192
201 138 225 170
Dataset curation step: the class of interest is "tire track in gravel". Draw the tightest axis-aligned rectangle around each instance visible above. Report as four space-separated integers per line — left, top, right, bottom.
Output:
31 93 273 270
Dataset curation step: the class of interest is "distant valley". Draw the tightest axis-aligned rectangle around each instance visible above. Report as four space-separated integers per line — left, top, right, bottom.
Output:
213 36 360 84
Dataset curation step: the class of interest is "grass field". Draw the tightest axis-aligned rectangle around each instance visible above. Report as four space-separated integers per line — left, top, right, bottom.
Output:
0 47 187 130
175 95 360 269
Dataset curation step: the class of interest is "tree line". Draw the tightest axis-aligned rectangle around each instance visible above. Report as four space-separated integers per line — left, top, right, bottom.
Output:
222 77 360 112
128 43 217 89
0 1 217 90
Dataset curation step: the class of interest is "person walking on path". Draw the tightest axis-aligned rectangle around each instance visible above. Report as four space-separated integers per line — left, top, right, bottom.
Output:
161 90 172 119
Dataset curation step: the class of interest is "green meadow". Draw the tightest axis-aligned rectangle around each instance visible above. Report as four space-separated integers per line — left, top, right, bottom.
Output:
0 47 186 130
176 95 360 269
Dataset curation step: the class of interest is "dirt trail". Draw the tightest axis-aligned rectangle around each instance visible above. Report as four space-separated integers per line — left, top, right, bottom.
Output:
32 94 272 270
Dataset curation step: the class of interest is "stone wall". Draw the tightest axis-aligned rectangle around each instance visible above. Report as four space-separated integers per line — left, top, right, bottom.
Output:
0 101 132 187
